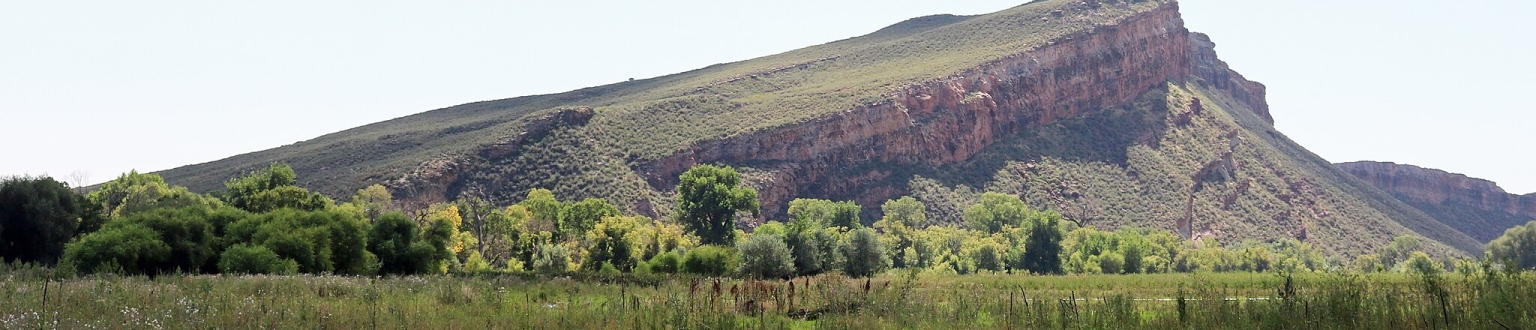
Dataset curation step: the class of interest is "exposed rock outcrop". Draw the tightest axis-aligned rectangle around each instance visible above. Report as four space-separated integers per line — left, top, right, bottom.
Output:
386 107 595 209
1340 161 1536 242
638 2 1270 219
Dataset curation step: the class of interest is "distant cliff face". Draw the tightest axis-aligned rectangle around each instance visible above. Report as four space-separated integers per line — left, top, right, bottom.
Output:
639 3 1280 220
1339 161 1536 242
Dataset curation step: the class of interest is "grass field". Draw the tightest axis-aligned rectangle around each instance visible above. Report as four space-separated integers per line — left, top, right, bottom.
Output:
4 264 1532 329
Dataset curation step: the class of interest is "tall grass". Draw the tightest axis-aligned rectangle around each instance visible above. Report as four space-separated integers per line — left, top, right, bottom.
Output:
3 261 1532 329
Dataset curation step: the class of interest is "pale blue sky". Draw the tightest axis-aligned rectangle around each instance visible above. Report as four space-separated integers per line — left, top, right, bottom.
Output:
2 1 1531 193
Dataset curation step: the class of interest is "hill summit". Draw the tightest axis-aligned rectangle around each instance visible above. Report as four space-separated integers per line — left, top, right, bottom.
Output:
156 0 1480 257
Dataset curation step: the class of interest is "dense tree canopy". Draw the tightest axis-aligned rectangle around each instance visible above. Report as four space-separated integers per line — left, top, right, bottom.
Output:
351 184 393 223
674 165 758 245
368 212 448 275
223 208 374 274
560 198 620 241
0 158 1495 280
223 163 331 213
788 199 862 229
1489 220 1536 270
964 193 1031 234
1021 210 1065 274
880 197 926 228
0 176 83 265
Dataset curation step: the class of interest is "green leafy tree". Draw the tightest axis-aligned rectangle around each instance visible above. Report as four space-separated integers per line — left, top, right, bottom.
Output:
786 220 831 276
111 182 222 218
1353 253 1385 273
1488 220 1536 270
1377 235 1423 267
582 215 643 272
369 212 425 274
675 165 759 245
737 233 795 279
964 193 1031 234
0 176 83 264
223 163 332 213
841 228 890 278
875 197 926 268
519 188 563 234
350 184 393 223
112 207 216 274
646 251 682 273
224 208 374 274
485 205 532 269
974 244 1003 272
682 245 739 276
86 171 166 216
62 224 169 274
1401 251 1441 274
881 197 927 228
532 244 572 273
560 198 619 241
1022 211 1065 274
788 199 862 228
219 244 298 275
420 218 457 273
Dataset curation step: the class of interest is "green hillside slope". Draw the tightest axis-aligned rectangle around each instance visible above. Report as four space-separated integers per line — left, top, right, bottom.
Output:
154 0 1479 257
902 83 1479 257
160 0 1162 199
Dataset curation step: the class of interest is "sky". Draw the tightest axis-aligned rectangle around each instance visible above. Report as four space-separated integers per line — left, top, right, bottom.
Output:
1 1 1531 193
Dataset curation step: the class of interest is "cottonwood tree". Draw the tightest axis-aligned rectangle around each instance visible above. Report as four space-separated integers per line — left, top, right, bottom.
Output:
964 193 1031 234
0 176 83 265
1022 210 1066 274
788 198 861 228
223 163 332 213
1489 220 1536 270
351 184 393 223
674 165 759 245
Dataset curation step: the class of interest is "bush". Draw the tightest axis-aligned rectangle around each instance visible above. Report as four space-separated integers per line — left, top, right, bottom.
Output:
62 224 170 275
369 212 422 275
646 251 682 274
682 245 738 276
787 227 829 276
114 207 216 274
63 206 217 275
1400 251 1441 274
1098 251 1125 274
532 244 572 274
841 228 890 278
225 208 374 274
1489 220 1536 270
737 234 795 279
599 262 621 274
218 244 298 275
974 245 1002 272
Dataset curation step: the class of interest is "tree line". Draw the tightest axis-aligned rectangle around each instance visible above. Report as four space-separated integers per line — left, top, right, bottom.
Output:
2 163 1534 278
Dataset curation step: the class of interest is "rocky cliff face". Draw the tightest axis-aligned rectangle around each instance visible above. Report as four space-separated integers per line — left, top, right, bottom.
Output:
638 2 1269 219
1340 161 1536 241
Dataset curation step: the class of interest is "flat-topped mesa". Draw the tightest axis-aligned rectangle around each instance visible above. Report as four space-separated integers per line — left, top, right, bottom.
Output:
1340 161 1536 241
640 2 1267 219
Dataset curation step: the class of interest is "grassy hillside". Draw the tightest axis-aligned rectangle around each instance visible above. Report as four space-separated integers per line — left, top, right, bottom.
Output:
901 83 1480 257
159 0 1163 199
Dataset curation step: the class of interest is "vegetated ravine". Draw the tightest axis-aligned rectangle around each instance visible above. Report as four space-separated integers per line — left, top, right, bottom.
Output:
155 0 1482 258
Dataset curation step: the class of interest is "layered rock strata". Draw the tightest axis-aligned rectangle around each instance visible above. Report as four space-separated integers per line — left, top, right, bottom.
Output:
1340 161 1536 241
638 3 1269 218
